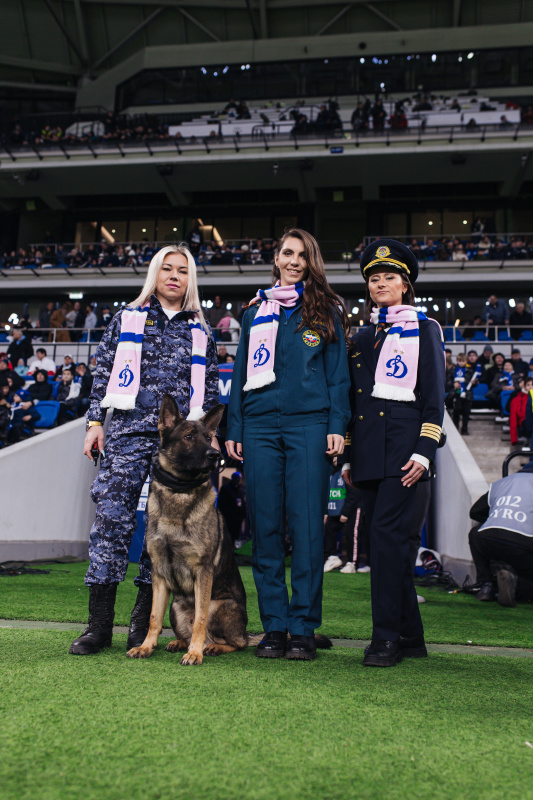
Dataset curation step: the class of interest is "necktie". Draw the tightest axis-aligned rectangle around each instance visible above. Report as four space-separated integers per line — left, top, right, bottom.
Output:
374 322 388 350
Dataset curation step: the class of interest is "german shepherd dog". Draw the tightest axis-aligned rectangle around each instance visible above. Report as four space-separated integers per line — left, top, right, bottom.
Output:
127 394 258 665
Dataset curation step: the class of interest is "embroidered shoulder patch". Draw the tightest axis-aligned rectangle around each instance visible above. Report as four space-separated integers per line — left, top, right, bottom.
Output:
302 330 320 347
145 319 155 326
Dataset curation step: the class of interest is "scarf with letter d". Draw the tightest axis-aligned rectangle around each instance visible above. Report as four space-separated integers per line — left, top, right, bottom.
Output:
101 306 208 419
370 305 444 402
243 282 304 391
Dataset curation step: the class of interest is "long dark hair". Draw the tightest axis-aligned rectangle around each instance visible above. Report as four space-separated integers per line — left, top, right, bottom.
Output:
272 229 350 343
364 273 415 319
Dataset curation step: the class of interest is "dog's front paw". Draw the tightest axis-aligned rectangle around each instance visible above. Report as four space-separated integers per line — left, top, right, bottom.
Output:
181 649 204 666
127 645 154 659
165 638 188 653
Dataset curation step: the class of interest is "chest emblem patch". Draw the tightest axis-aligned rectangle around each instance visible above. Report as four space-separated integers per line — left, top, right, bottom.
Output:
302 330 320 347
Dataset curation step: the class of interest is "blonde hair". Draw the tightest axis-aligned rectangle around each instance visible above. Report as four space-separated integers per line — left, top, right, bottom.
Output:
129 244 207 330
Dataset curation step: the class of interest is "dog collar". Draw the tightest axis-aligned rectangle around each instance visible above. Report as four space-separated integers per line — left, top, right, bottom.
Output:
152 461 211 493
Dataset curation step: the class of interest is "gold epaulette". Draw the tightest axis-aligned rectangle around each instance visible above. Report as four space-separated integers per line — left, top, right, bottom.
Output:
420 423 442 443
345 433 352 446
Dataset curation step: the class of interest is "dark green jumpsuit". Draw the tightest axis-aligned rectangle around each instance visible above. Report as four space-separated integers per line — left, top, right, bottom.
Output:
227 301 350 636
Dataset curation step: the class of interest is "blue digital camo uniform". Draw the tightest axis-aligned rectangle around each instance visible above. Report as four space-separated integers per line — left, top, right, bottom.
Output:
85 294 219 586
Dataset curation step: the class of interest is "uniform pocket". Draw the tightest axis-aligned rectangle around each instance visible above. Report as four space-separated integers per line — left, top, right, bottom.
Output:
389 405 421 420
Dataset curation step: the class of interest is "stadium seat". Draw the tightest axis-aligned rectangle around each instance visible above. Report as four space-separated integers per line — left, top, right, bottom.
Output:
51 382 60 399
472 330 489 342
34 401 61 428
519 331 533 341
472 383 488 403
497 329 513 341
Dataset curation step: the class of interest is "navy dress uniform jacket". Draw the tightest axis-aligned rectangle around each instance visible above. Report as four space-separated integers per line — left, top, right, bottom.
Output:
345 318 445 482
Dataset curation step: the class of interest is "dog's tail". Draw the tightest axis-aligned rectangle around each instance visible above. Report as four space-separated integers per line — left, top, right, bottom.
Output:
246 633 333 649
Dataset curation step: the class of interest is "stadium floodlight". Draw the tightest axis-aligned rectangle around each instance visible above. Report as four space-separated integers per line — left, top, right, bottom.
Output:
458 301 465 309
433 304 439 311
431 54 437 62
226 303 232 310
223 66 229 74
446 301 452 309
351 307 359 314
462 220 468 224
458 56 463 62
201 67 207 75
467 52 474 59
360 57 365 64
428 220 433 226
509 298 516 307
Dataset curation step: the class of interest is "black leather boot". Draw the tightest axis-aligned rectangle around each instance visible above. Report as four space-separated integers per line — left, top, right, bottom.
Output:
127 583 153 649
69 584 118 655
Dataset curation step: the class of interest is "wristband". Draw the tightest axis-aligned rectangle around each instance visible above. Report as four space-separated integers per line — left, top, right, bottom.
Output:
87 421 103 431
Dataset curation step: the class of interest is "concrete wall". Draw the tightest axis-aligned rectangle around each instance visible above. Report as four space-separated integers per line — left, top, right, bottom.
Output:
432 411 489 583
0 418 96 561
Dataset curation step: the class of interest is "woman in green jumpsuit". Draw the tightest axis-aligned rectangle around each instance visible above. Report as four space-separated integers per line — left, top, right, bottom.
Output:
226 229 350 660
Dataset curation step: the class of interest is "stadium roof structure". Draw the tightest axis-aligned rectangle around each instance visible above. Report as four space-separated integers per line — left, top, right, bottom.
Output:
1 0 533 109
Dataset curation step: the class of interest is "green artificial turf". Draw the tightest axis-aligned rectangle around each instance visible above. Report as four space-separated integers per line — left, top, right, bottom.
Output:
1 628 533 800
0 560 532 648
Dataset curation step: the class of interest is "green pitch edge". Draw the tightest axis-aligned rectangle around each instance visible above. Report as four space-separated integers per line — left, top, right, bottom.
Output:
1 619 532 659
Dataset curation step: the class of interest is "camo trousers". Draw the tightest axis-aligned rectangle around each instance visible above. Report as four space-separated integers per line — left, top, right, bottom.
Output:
85 433 159 586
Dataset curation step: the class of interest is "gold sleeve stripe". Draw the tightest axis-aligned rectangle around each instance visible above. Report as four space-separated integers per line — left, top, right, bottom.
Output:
421 431 441 442
345 434 352 445
420 423 442 443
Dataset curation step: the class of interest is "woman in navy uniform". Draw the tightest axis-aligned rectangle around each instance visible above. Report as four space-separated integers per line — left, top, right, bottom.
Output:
342 239 445 667
226 229 351 660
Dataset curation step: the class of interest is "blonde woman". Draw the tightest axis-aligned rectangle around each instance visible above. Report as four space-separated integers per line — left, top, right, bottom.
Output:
70 244 219 656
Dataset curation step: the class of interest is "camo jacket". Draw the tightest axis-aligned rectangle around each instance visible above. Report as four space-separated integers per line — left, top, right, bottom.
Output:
86 294 219 436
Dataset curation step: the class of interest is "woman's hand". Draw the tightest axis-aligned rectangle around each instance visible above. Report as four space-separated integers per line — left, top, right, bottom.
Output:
83 425 105 461
341 468 354 488
401 459 426 487
326 434 344 457
226 440 243 462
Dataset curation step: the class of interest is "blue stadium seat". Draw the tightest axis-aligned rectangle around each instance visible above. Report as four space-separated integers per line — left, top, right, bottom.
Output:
500 392 512 416
0 333 8 343
51 382 60 399
443 327 454 342
497 329 513 342
34 401 61 428
519 331 533 341
472 330 489 342
472 383 488 403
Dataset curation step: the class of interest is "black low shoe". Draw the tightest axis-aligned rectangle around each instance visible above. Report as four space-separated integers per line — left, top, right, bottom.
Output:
399 633 428 658
255 630 287 658
285 634 317 660
363 639 403 667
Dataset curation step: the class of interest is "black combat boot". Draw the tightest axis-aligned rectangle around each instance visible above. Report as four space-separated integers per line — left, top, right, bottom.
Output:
126 583 153 649
69 583 118 655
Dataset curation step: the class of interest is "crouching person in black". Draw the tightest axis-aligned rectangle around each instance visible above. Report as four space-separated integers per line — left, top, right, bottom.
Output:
469 463 533 606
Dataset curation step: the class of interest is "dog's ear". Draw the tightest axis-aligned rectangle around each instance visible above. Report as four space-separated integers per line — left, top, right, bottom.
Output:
201 403 225 434
158 394 181 432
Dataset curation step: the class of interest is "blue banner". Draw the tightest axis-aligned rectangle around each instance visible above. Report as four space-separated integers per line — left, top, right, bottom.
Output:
218 363 234 404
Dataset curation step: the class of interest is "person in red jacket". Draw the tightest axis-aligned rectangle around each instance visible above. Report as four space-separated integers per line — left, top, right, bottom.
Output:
509 377 533 449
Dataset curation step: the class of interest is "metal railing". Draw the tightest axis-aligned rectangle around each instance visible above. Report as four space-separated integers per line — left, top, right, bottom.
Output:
4 324 533 365
1 120 530 164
